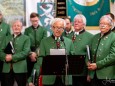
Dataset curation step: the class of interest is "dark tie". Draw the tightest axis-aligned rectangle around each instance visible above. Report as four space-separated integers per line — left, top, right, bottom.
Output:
56 38 60 49
72 34 76 42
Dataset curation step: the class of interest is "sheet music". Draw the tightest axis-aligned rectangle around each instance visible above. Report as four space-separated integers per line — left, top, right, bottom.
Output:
50 49 65 55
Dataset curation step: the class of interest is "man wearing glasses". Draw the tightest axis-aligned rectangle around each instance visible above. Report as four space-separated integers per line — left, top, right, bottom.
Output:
87 15 115 86
28 18 75 86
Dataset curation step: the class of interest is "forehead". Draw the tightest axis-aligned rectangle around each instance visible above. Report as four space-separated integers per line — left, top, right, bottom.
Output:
53 21 64 26
65 19 71 23
12 21 22 26
100 18 109 23
30 17 39 20
74 17 82 21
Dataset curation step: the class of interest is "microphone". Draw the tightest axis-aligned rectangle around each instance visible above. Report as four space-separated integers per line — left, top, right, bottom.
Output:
60 36 64 42
61 36 69 85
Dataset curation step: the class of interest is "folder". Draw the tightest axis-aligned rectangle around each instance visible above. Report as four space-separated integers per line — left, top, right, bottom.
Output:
32 69 37 85
86 45 92 62
4 41 15 54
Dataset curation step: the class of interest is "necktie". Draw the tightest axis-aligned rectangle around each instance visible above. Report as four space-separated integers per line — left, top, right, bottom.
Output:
56 38 60 49
72 34 76 42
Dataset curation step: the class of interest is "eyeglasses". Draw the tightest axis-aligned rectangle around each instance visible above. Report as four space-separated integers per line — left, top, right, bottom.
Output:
99 23 110 26
52 26 64 31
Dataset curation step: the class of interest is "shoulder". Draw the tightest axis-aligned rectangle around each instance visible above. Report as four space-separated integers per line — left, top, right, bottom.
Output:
21 34 30 39
110 32 115 41
93 33 100 38
85 31 93 36
2 22 9 25
25 26 32 31
39 26 47 31
63 36 72 43
41 36 50 42
1 22 10 27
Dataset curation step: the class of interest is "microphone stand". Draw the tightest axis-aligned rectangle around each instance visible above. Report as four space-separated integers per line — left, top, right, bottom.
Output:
61 37 69 86
65 49 69 86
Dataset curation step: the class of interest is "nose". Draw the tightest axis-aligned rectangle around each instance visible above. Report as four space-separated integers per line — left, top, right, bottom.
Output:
100 25 107 29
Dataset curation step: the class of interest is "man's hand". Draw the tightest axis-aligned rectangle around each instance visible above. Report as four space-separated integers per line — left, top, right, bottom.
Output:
29 82 35 86
5 54 12 62
87 63 97 70
29 52 37 62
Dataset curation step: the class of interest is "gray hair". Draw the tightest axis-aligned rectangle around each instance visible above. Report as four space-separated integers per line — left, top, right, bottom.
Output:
11 19 23 27
74 14 86 26
51 18 66 28
74 14 87 26
100 15 113 27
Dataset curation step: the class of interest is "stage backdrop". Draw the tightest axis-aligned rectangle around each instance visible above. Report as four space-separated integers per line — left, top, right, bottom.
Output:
67 0 110 26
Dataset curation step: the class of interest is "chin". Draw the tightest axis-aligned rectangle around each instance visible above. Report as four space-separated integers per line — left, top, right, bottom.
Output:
55 35 61 37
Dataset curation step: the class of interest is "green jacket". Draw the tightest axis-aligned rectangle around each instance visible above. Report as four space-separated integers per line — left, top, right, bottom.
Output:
62 30 74 40
24 26 47 53
111 27 115 32
73 30 93 76
28 35 75 85
89 31 115 79
0 22 11 45
0 34 30 73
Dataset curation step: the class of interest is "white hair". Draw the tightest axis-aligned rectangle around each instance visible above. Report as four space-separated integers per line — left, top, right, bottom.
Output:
11 19 23 27
74 14 86 26
51 18 66 28
100 15 113 27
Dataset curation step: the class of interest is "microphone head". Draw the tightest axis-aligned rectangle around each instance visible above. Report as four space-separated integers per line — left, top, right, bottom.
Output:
61 36 64 41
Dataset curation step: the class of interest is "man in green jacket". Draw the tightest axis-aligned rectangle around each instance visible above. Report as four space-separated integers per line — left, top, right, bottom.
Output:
0 20 30 86
72 14 93 86
62 17 74 39
87 15 115 86
0 11 11 83
28 18 75 86
24 12 47 78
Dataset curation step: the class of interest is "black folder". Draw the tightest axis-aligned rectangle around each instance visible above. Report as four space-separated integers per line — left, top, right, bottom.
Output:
4 41 15 54
42 55 85 75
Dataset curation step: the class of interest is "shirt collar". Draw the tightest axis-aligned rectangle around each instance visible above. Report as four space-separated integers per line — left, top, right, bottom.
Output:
51 34 61 41
32 25 39 30
74 29 85 35
100 30 111 38
13 33 21 38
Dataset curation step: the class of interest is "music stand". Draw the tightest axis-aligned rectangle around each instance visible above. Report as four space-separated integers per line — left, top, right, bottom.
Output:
68 55 86 75
42 55 66 75
42 55 86 75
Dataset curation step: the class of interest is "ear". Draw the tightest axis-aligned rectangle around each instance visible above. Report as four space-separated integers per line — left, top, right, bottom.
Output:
51 26 54 32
